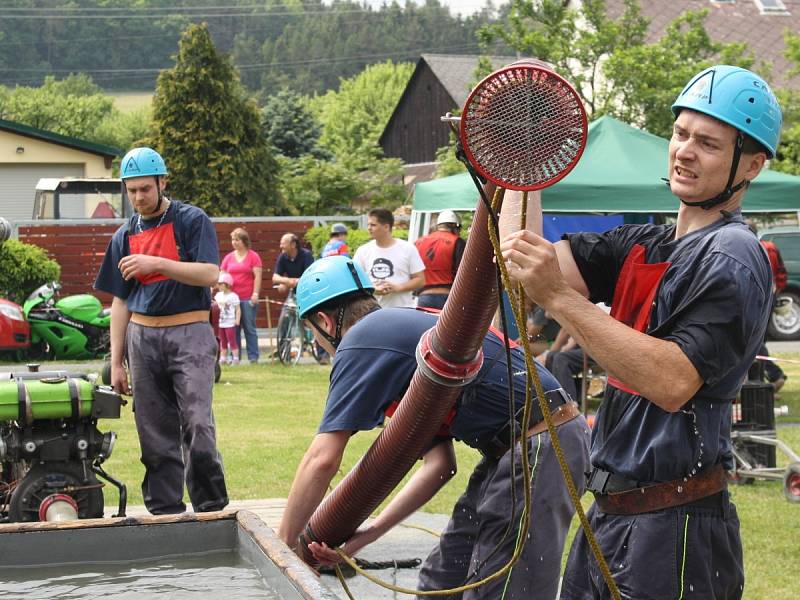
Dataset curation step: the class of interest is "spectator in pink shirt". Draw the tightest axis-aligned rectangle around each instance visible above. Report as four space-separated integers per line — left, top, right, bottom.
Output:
220 227 263 363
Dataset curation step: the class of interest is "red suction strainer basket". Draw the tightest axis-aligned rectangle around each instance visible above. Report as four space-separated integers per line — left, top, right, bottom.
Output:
460 60 588 191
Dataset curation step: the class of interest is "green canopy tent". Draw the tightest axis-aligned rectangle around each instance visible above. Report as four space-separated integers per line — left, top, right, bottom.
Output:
410 116 800 239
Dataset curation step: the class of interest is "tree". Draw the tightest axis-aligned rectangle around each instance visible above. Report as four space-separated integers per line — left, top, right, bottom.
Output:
278 154 362 216
94 107 153 155
479 0 649 119
149 23 282 216
479 1 751 137
277 153 406 215
772 31 800 175
602 10 752 138
0 74 115 140
311 60 414 166
261 88 328 158
0 239 60 305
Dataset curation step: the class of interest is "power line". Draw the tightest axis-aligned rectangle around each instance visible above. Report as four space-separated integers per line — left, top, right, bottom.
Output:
0 12 482 48
0 42 481 74
0 42 489 86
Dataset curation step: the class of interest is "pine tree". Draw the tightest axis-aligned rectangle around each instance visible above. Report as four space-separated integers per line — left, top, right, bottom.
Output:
150 23 282 216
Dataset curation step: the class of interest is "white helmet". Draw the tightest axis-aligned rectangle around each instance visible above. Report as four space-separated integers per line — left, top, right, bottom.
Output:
436 210 460 227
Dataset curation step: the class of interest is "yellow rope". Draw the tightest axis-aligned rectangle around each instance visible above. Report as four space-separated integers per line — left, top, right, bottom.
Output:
487 194 621 600
335 564 357 600
398 523 441 538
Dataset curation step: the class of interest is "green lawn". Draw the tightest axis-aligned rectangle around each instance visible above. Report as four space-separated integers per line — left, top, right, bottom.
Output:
22 359 800 599
101 363 480 512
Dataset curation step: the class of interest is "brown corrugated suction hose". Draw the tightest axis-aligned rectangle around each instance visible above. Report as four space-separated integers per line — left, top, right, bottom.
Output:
300 184 503 562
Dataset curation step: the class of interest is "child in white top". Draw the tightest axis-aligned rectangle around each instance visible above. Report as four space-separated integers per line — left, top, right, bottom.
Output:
215 273 241 365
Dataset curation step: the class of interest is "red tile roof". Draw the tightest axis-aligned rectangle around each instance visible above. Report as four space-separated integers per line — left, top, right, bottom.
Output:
604 0 799 88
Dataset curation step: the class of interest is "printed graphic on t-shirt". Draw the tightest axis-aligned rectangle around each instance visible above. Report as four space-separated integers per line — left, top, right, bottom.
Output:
371 257 394 280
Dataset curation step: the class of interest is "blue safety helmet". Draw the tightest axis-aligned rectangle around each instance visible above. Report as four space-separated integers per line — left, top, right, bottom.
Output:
671 65 782 158
120 147 168 180
297 256 374 319
669 65 782 210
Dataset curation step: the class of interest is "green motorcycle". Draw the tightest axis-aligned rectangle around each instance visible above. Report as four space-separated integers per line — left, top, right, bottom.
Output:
23 283 110 360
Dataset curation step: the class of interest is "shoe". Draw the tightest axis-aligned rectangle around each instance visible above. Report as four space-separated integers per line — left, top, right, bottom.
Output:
231 359 240 366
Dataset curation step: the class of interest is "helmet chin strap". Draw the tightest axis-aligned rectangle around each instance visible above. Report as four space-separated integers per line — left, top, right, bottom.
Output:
307 301 380 350
308 306 347 350
149 175 164 216
664 132 750 211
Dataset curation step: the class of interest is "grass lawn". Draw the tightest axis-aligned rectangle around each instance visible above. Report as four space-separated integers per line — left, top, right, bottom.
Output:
22 357 800 598
107 90 153 113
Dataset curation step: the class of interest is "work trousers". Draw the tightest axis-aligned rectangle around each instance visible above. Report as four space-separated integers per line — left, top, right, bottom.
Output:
417 416 591 599
560 492 744 599
127 321 229 515
546 348 586 404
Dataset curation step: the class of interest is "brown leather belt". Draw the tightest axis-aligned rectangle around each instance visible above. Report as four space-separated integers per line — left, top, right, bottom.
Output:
593 464 727 515
527 401 581 437
130 310 209 328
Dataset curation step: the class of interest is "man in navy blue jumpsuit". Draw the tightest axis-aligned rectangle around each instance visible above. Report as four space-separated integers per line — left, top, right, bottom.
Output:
95 147 228 515
278 256 590 599
501 66 782 599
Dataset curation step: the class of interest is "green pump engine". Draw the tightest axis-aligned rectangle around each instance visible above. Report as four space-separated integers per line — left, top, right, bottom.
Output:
0 369 126 523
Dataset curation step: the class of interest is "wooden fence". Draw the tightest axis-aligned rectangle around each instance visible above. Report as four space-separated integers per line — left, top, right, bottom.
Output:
16 218 331 327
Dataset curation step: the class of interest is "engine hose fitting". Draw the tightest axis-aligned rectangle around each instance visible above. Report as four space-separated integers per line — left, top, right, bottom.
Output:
415 328 484 388
38 493 79 522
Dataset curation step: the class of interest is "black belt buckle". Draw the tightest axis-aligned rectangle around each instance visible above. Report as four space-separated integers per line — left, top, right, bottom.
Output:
587 468 611 494
477 437 507 461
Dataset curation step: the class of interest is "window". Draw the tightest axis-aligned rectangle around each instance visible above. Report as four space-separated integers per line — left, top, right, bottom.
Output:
753 0 790 15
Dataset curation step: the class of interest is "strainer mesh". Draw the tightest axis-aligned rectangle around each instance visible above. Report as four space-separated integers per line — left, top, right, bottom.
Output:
461 65 586 190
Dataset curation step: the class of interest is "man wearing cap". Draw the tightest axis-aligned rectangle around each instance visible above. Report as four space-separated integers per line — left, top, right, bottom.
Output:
501 66 782 598
321 223 350 258
414 210 467 309
95 147 228 515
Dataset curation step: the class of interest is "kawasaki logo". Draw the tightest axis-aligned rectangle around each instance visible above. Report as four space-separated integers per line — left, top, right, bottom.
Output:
58 317 85 330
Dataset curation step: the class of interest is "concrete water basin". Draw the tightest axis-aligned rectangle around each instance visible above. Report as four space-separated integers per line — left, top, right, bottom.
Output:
0 510 338 599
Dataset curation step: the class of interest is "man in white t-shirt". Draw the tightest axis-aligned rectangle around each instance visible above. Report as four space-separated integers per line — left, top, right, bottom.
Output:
353 208 425 308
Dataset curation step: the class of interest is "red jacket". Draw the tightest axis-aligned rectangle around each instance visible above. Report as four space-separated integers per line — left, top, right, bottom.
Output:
415 230 465 288
761 240 788 292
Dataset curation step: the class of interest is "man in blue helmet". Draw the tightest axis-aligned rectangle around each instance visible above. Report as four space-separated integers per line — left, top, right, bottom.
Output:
94 147 228 515
501 65 782 598
278 255 590 600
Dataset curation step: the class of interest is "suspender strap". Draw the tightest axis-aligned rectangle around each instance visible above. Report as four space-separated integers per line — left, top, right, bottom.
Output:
67 377 81 419
17 379 30 424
